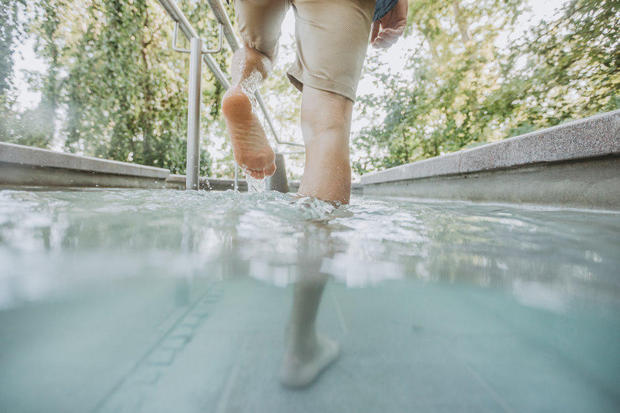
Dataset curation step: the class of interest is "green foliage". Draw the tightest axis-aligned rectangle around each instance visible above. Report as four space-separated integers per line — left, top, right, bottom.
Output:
353 0 619 175
61 0 218 175
0 0 22 97
0 0 222 175
501 0 619 133
0 0 25 138
0 0 56 148
1 0 617 178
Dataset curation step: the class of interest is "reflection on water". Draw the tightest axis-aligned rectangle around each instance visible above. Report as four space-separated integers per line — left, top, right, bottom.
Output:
0 188 619 412
1 189 618 310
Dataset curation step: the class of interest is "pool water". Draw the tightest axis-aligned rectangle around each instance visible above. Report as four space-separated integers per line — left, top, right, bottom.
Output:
0 188 619 413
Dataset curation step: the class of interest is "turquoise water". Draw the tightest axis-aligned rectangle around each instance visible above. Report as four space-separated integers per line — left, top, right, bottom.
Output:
0 188 619 412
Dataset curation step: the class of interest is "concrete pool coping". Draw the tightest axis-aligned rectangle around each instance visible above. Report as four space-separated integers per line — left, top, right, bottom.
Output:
0 142 170 179
0 142 171 189
1 110 616 206
361 110 620 210
0 142 362 193
0 143 272 191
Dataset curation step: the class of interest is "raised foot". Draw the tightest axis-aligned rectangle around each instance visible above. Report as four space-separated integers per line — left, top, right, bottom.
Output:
279 335 340 388
222 86 276 179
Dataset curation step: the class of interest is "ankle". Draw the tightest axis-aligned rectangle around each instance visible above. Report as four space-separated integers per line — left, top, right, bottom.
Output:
231 47 271 84
286 325 318 352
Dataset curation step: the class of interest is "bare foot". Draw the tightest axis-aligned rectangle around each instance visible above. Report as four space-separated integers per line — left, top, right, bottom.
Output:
279 334 340 388
222 86 276 179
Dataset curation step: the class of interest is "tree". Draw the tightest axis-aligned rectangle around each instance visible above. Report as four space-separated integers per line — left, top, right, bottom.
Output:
1 0 222 175
61 0 214 175
499 0 619 133
353 0 619 175
0 0 25 139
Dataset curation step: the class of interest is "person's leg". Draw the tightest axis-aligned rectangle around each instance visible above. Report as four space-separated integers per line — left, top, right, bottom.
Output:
222 0 289 179
279 273 339 388
297 87 353 204
285 0 375 203
222 50 275 179
278 0 373 388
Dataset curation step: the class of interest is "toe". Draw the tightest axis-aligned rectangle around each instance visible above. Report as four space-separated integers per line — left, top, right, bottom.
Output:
250 169 265 179
264 162 276 177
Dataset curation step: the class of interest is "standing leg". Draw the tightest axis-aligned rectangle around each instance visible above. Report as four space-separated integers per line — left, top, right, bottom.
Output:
297 87 353 204
278 0 374 387
279 273 340 388
280 222 339 388
278 87 351 388
285 0 375 203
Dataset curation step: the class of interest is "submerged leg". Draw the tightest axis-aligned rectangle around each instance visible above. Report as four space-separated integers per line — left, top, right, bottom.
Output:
298 86 353 204
278 87 352 387
279 274 340 388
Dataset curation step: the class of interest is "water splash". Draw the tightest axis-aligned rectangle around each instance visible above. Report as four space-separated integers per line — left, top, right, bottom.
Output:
244 170 266 193
239 70 262 113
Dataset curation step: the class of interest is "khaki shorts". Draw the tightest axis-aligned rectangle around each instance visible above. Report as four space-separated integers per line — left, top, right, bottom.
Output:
234 0 375 102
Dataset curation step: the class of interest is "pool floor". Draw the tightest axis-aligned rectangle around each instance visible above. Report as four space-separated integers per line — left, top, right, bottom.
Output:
1 275 618 413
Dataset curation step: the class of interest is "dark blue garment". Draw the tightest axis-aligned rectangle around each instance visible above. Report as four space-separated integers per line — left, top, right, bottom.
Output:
373 0 399 21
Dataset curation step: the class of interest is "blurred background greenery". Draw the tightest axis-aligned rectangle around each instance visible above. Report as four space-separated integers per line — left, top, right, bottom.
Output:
0 0 617 179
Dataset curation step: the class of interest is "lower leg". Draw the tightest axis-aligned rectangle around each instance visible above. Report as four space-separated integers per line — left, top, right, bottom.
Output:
279 89 352 386
287 275 327 353
222 46 276 179
298 87 353 204
230 46 271 86
280 275 340 388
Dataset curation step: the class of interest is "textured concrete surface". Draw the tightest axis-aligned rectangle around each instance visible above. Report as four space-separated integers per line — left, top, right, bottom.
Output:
0 142 169 179
2 277 618 413
361 110 620 185
0 143 305 193
0 163 168 189
363 156 620 210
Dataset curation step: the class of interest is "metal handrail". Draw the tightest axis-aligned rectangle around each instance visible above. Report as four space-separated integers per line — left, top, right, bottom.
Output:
172 21 223 54
206 0 240 51
157 0 230 88
157 0 303 149
206 0 304 149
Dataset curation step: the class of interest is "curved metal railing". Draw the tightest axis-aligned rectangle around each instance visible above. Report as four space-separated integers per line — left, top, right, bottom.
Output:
156 0 303 189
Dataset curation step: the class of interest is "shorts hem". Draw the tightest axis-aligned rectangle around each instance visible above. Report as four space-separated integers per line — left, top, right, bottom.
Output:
286 69 357 102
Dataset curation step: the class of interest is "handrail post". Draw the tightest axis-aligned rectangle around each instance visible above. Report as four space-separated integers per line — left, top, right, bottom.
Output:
186 37 202 190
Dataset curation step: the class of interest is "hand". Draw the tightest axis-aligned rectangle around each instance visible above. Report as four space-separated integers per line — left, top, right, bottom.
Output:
370 0 408 49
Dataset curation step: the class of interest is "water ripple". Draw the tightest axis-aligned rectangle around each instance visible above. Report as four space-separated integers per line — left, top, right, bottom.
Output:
0 188 619 311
